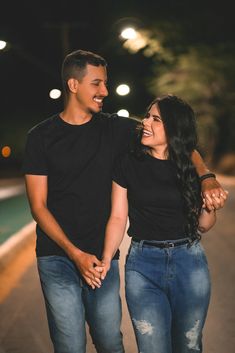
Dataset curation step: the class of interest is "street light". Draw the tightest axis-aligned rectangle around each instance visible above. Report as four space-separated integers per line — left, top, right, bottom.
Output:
121 27 137 40
0 40 7 50
116 84 130 96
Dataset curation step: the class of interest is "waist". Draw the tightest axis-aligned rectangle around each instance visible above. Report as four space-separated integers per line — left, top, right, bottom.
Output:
132 236 199 249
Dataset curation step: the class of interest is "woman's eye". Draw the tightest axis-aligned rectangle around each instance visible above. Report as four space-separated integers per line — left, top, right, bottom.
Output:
153 117 162 122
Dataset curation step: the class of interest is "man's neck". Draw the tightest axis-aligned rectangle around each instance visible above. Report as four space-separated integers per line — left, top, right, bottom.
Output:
60 106 93 125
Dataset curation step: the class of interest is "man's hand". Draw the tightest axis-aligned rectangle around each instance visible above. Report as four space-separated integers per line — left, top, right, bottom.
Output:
70 248 103 288
201 177 228 211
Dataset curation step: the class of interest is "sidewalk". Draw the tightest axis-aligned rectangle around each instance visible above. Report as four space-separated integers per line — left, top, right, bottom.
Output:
216 173 235 186
0 179 25 201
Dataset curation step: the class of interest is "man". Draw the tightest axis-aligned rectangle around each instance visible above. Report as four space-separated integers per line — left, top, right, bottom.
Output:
23 50 227 353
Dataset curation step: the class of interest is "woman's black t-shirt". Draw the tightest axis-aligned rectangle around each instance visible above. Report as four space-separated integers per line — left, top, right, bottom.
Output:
113 152 186 241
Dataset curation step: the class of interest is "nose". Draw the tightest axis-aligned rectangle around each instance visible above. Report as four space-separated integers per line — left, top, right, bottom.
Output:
100 83 108 97
142 117 151 127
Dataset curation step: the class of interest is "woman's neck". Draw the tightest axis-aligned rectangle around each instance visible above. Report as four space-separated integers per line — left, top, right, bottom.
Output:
149 147 168 160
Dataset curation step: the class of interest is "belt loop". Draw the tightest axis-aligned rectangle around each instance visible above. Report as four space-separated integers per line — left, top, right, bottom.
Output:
187 238 192 249
187 236 196 248
139 240 144 251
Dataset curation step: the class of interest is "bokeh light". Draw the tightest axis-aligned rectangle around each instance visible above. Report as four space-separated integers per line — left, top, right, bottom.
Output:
121 27 137 40
1 146 11 158
117 109 129 117
116 84 130 96
0 40 7 50
49 89 61 99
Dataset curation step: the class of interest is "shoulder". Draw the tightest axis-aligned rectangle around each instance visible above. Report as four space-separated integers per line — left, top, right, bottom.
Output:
96 112 138 128
112 114 138 129
116 151 136 168
27 114 59 137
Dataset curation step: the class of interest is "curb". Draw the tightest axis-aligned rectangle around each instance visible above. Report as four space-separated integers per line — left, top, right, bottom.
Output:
0 221 36 271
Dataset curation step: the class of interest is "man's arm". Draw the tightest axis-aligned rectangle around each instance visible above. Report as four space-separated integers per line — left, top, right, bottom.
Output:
25 174 102 288
191 150 228 210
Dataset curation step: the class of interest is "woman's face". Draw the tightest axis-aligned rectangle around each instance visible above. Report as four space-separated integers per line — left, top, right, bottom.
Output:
141 104 167 153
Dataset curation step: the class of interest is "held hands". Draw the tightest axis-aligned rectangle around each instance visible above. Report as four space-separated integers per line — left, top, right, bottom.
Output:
70 248 103 289
89 258 111 288
70 247 112 289
201 177 228 211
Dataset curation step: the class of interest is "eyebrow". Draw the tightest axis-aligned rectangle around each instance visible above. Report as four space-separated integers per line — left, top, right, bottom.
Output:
91 78 107 83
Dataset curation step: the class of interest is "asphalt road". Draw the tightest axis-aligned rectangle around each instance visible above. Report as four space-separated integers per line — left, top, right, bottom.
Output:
0 181 234 353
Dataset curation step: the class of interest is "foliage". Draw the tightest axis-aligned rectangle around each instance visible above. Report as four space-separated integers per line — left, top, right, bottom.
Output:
147 38 235 169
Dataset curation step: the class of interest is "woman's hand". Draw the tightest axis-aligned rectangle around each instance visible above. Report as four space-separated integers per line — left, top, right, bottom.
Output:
100 259 111 281
88 260 111 288
85 265 104 289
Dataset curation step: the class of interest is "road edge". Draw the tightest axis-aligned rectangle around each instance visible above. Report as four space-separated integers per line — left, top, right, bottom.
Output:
0 221 36 271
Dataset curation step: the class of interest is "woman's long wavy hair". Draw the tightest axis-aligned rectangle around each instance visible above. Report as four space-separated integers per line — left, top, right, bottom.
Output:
133 94 202 238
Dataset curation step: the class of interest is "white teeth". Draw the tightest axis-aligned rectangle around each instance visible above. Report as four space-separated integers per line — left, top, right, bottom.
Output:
93 97 102 103
143 130 152 136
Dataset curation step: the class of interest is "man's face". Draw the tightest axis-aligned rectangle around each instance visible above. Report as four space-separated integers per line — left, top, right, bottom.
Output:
75 64 108 114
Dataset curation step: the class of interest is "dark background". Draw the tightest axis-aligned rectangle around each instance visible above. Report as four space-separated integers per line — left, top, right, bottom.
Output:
1 0 235 176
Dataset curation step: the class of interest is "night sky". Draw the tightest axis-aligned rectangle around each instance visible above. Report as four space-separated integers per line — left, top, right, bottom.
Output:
0 0 234 173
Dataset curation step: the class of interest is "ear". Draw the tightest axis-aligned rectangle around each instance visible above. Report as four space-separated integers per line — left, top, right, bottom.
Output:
67 78 78 93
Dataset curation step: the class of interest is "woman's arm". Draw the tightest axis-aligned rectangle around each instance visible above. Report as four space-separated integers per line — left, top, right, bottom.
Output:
198 208 216 233
101 181 128 280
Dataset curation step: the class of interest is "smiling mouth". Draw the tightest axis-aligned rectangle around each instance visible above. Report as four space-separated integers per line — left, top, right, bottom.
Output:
142 129 153 137
93 97 104 105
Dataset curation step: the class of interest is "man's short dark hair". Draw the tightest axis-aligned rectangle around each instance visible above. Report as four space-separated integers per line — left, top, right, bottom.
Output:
61 49 107 97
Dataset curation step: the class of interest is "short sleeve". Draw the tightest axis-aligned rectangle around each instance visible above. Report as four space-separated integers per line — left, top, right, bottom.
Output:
112 115 138 158
22 128 48 175
112 155 128 189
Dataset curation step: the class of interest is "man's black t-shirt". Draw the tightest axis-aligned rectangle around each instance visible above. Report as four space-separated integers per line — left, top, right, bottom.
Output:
113 152 186 240
22 112 137 258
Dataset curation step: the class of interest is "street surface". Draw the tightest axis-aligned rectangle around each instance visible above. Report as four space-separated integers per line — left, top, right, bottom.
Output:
0 179 234 353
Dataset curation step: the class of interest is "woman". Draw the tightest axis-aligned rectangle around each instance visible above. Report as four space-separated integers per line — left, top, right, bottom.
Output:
101 95 216 353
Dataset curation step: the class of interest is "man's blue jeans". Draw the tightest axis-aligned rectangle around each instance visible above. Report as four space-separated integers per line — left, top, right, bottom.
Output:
37 256 124 353
125 239 211 353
